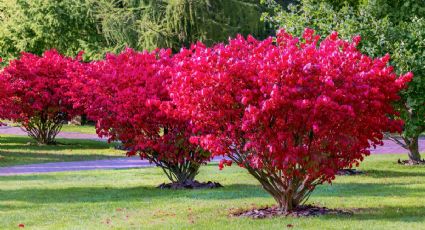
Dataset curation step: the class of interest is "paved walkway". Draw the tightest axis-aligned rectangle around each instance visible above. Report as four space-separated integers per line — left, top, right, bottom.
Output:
0 157 152 176
0 126 423 176
1 126 423 154
370 137 425 154
0 126 105 141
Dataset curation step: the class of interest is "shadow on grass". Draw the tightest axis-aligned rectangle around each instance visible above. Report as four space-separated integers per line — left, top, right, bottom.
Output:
0 174 62 181
0 136 123 167
323 206 425 222
0 204 32 212
365 169 425 178
0 184 266 204
0 136 115 151
313 182 425 198
1 178 424 201
1 181 424 222
0 151 122 167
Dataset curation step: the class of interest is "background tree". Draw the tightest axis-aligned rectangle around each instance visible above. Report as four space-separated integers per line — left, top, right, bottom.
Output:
0 50 82 144
262 0 425 163
0 0 106 62
91 0 266 52
169 30 411 212
390 18 425 163
0 0 266 62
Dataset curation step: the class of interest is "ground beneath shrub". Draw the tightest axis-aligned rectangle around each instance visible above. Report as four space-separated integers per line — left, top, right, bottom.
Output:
230 205 352 219
157 180 223 189
336 169 365 176
398 159 425 165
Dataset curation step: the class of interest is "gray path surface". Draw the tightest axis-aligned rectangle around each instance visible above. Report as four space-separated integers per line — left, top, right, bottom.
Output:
370 137 425 154
0 126 105 141
0 126 423 176
0 157 152 176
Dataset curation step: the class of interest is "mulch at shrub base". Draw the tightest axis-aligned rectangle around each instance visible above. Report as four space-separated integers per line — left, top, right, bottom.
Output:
336 169 365 176
230 205 352 219
398 159 425 165
157 180 223 189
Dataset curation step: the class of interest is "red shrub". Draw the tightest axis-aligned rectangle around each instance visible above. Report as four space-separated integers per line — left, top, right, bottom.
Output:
0 57 9 124
169 29 412 211
72 48 211 184
0 50 82 144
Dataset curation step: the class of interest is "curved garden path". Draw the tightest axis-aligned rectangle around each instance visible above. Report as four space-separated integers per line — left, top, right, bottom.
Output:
0 126 423 176
0 125 104 141
0 157 151 176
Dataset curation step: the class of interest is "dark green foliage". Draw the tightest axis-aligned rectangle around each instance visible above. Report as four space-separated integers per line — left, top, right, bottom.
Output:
263 0 425 162
0 0 106 62
0 0 265 61
94 0 266 52
363 0 425 22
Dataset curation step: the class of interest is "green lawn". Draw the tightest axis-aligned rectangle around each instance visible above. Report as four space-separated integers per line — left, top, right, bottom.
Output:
0 135 124 166
1 120 97 134
0 154 424 229
60 124 97 134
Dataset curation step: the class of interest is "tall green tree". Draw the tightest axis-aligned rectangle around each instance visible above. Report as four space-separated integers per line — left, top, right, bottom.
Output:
92 0 266 52
0 0 266 60
0 0 106 62
390 18 425 163
263 0 425 163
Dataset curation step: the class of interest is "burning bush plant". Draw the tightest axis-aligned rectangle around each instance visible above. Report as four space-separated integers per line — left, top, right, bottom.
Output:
0 50 82 144
169 29 412 212
72 48 215 188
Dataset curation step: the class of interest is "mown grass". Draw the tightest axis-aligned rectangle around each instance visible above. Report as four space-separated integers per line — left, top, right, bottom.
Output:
0 154 424 229
1 120 97 135
60 125 97 134
0 135 124 166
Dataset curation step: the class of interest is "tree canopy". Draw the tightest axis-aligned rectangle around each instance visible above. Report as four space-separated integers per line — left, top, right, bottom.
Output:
0 0 266 62
263 0 425 163
0 0 106 62
93 0 265 52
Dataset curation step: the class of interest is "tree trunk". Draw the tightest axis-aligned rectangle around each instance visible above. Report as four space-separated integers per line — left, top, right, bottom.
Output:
387 133 423 163
168 162 199 184
252 171 309 213
277 193 294 213
407 136 422 162
152 156 201 184
229 152 315 213
24 113 65 145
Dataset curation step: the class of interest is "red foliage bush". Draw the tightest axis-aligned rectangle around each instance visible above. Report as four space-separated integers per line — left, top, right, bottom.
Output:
71 48 211 184
0 57 9 124
0 50 82 144
169 29 412 211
